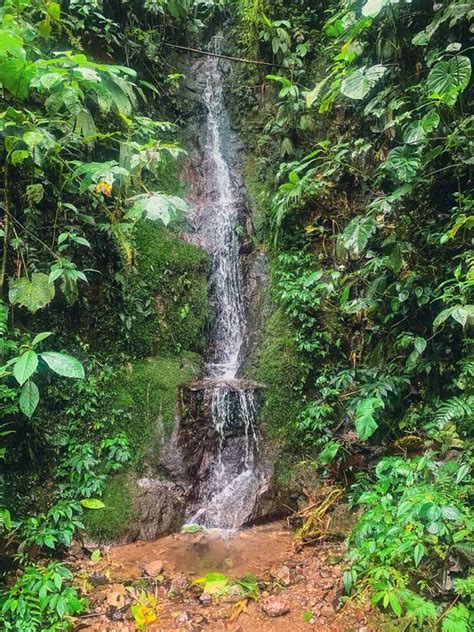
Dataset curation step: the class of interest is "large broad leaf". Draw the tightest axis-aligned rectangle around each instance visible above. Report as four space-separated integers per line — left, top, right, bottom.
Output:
0 59 36 99
341 65 387 100
385 146 421 181
427 56 471 106
19 380 39 418
9 273 55 313
40 352 85 379
355 397 384 440
433 305 474 329
126 193 187 225
342 215 377 256
403 111 440 145
194 572 229 595
362 0 387 18
13 350 38 386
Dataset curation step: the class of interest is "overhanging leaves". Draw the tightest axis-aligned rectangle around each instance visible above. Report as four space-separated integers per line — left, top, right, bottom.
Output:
341 65 387 100
9 273 55 313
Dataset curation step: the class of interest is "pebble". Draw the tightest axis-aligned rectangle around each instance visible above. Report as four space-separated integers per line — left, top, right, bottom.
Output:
176 611 189 624
200 592 212 606
171 573 190 593
143 559 164 577
272 564 291 586
261 595 290 617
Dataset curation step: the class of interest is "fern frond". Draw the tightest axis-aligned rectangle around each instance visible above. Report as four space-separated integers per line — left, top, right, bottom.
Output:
435 396 474 426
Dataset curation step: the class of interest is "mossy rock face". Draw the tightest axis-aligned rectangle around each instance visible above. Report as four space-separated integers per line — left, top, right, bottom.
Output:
252 307 307 443
125 220 210 358
114 353 202 466
83 471 139 542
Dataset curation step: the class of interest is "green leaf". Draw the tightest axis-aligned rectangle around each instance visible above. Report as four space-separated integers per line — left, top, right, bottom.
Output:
13 350 38 385
388 593 402 617
319 442 340 465
355 397 384 441
91 549 102 562
427 56 471 106
343 570 353 594
341 65 387 100
80 498 105 509
362 0 386 18
47 1 61 20
32 331 53 347
414 337 427 354
433 307 454 329
203 572 228 595
441 505 462 521
456 463 470 484
9 273 55 313
19 380 39 418
125 193 187 225
0 59 35 99
414 543 424 567
385 146 421 181
342 215 377 256
403 112 440 145
40 352 84 379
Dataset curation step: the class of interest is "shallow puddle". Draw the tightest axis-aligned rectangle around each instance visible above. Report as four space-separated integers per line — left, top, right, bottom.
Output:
106 522 293 581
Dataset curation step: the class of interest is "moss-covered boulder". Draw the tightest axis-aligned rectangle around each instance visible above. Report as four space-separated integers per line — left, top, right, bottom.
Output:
125 220 209 357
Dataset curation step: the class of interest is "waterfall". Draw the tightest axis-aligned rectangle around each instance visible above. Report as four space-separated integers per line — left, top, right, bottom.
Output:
185 40 264 529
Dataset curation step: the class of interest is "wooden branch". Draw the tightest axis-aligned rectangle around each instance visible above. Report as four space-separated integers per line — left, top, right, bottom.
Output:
163 42 284 69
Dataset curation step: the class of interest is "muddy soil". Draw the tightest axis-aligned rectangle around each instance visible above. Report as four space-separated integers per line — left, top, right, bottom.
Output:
74 522 383 632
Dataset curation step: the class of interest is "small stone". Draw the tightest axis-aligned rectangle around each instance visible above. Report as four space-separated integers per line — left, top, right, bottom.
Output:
176 611 189 624
143 560 164 577
89 571 109 587
105 584 127 609
171 573 190 593
261 595 290 617
272 565 291 586
200 592 212 607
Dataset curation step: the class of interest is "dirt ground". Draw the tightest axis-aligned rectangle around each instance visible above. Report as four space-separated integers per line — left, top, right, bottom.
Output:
73 522 384 632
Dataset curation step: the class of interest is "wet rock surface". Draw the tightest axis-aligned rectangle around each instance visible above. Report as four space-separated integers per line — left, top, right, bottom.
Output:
132 478 186 542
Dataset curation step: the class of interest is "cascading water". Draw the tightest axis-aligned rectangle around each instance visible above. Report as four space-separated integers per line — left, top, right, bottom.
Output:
185 38 265 529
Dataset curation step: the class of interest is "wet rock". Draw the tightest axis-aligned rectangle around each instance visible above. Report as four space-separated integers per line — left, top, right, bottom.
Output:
200 592 212 606
134 478 186 540
261 595 290 617
272 564 291 586
143 559 164 577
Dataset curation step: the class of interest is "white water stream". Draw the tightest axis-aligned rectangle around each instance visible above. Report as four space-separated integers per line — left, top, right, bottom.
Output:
185 42 263 529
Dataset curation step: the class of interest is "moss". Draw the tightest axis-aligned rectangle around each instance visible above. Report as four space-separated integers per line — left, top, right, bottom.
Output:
114 353 202 465
83 471 138 542
126 220 209 358
252 307 307 442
